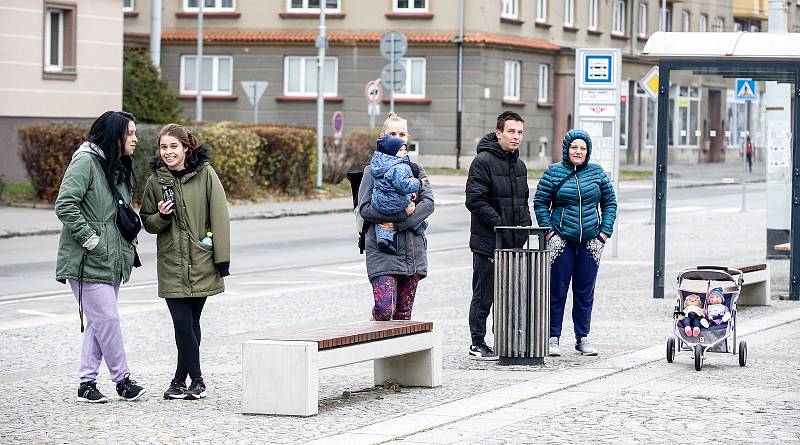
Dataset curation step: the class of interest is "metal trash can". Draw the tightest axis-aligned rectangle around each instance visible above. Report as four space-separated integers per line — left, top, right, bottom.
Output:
493 226 551 365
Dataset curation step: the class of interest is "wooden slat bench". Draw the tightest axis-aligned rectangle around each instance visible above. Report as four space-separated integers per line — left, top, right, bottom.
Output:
775 243 790 253
730 263 771 306
242 320 442 416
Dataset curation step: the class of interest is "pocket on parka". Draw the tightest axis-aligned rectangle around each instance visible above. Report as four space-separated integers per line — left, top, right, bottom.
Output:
188 240 217 287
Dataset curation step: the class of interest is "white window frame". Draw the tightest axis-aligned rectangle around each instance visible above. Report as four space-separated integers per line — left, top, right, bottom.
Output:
638 2 647 37
183 0 235 12
286 0 341 13
538 63 549 103
750 24 759 32
180 55 234 96
714 17 724 32
393 0 427 13
660 5 671 31
536 0 547 22
503 61 521 101
501 0 518 19
564 0 574 26
734 22 743 32
282 56 338 97
123 0 135 12
612 0 626 35
588 0 598 30
699 14 707 32
681 10 690 32
395 57 426 99
407 141 419 155
44 9 64 72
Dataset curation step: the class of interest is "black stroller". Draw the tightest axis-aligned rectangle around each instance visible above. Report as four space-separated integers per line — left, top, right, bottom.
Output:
667 266 748 371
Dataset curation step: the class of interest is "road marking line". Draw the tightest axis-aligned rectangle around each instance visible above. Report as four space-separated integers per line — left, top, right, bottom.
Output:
17 309 58 317
309 268 364 277
239 281 318 285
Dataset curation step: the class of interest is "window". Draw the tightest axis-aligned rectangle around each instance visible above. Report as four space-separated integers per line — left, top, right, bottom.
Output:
612 0 626 35
673 85 699 146
283 56 337 97
563 0 574 26
287 0 340 12
180 55 233 95
501 0 518 19
750 24 760 32
588 0 598 30
714 17 724 32
184 0 235 11
538 63 549 103
44 9 64 72
503 61 521 101
699 14 707 32
681 10 690 32
43 3 75 75
660 4 672 31
393 0 427 12
123 0 134 12
395 57 426 98
638 3 647 37
536 0 547 22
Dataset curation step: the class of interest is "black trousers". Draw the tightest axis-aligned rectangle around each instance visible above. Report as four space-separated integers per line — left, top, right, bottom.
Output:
468 253 494 345
165 297 207 381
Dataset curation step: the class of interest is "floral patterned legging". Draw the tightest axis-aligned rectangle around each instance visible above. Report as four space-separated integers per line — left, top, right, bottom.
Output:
370 274 420 321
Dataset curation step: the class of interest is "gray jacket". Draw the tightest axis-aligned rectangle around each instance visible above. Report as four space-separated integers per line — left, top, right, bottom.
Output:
357 164 434 281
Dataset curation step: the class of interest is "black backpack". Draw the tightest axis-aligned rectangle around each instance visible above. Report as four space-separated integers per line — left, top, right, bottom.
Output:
346 162 421 254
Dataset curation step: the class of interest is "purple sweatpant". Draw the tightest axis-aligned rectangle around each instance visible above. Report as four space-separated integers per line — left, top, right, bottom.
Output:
69 280 130 383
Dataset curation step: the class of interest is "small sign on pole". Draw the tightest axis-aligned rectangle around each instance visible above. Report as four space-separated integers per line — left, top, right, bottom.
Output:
638 66 659 101
380 31 408 113
240 81 268 124
365 80 383 129
735 78 756 100
332 110 344 139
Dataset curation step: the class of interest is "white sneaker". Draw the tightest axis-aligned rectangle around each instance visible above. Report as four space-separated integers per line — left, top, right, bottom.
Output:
575 337 599 356
548 337 561 357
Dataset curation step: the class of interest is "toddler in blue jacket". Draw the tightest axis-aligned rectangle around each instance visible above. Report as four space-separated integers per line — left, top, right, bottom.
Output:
370 135 430 254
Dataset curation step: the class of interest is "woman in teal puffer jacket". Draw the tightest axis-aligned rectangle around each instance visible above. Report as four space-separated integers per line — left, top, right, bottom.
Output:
533 129 617 357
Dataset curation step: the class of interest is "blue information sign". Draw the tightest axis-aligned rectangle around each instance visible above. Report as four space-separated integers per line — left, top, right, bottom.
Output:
735 78 756 100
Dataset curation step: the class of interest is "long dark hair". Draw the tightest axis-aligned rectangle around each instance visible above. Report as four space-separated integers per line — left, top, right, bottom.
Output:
87 111 135 188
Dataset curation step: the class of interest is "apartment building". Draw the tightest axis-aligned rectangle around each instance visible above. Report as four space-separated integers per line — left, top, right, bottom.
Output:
123 0 740 168
0 0 124 181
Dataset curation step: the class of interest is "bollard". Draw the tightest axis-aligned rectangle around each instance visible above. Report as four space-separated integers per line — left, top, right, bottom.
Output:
493 226 551 365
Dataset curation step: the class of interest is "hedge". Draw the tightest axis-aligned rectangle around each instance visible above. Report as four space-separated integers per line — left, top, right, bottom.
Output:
18 123 86 202
323 128 381 184
249 125 317 195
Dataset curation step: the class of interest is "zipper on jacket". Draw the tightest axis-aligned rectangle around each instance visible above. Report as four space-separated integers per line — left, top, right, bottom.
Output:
596 208 601 230
560 208 565 229
575 166 583 242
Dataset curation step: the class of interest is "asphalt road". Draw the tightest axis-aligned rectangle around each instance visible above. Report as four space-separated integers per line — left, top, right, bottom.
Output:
0 182 766 328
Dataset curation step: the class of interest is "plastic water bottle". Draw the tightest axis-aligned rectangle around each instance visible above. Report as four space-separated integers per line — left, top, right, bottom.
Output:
200 231 213 247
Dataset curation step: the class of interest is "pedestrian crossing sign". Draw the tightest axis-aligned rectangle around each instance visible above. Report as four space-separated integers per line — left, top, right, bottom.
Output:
735 78 756 100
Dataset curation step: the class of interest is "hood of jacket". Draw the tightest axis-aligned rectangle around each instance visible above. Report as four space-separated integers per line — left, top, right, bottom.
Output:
370 151 409 178
477 132 519 160
73 141 105 160
149 144 211 173
561 129 592 168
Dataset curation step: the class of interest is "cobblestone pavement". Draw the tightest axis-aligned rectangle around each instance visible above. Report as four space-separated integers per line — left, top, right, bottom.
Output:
1 182 798 444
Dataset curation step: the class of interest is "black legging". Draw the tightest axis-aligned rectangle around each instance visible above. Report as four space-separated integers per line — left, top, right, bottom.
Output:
165 297 207 381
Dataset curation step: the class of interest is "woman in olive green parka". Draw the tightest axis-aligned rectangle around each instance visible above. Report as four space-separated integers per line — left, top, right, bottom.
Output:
140 124 230 401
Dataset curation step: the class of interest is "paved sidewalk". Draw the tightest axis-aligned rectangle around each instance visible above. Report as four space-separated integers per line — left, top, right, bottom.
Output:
0 173 796 444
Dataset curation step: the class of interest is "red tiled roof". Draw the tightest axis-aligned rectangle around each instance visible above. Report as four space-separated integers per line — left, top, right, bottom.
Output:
157 31 559 51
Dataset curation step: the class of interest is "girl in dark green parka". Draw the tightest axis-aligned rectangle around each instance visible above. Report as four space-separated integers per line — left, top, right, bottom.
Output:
140 124 230 401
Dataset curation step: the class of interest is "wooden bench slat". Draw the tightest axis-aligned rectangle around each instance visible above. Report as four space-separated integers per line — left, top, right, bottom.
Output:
259 321 434 350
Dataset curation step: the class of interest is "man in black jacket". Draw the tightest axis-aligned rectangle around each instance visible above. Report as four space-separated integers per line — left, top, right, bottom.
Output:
465 111 531 360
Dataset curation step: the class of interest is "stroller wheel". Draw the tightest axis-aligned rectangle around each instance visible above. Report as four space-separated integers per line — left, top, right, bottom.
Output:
694 345 703 371
739 341 747 367
666 337 676 363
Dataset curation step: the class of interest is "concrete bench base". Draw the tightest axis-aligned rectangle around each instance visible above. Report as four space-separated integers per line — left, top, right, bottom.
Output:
242 324 441 416
736 264 771 306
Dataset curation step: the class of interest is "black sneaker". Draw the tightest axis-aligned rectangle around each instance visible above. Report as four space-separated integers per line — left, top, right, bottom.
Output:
163 379 187 400
77 381 108 403
116 375 146 401
185 378 207 400
468 343 499 361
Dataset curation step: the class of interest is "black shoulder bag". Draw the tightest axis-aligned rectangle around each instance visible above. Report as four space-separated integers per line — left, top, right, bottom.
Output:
103 171 142 267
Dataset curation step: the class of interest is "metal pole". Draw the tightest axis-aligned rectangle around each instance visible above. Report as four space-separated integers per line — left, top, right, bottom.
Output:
390 37 395 113
741 136 747 212
315 2 326 189
194 1 203 122
455 0 464 169
660 0 666 31
149 0 162 71
253 83 258 124
791 67 800 300
653 62 670 299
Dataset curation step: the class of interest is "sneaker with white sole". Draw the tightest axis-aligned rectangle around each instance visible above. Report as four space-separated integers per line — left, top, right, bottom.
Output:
575 337 599 356
116 375 146 401
468 343 499 361
77 381 108 403
185 378 207 400
548 337 561 357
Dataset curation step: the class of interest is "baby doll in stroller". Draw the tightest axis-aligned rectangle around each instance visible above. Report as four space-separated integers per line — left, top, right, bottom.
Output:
677 294 709 337
705 287 731 326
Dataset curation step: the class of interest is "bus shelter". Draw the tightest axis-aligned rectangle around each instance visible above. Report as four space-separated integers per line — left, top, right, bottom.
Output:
641 32 800 300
